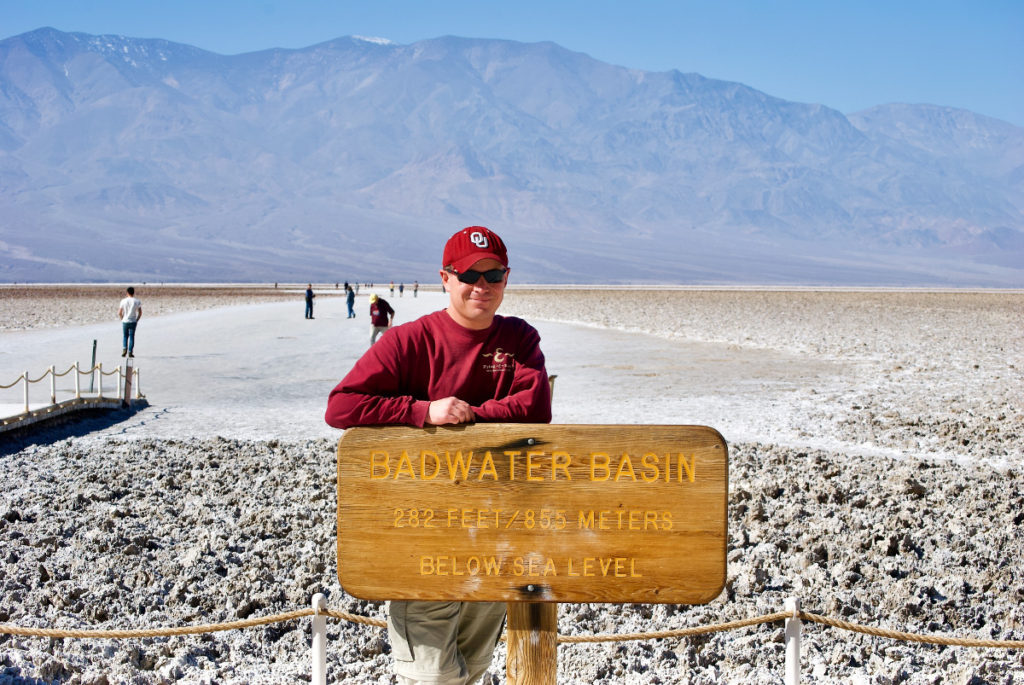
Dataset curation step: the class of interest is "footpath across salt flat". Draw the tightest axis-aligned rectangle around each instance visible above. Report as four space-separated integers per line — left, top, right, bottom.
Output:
0 290 847 449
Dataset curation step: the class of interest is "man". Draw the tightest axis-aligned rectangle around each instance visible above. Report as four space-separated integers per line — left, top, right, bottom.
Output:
305 284 316 319
346 285 356 318
325 226 551 684
368 292 395 344
117 287 142 358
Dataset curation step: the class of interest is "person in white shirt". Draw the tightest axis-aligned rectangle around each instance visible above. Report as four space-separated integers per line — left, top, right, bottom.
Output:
117 287 143 357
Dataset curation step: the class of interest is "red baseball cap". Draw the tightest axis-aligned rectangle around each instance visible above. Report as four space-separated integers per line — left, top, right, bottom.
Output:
442 226 509 273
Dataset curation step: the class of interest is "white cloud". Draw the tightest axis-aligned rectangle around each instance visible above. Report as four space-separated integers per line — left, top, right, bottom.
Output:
353 35 394 45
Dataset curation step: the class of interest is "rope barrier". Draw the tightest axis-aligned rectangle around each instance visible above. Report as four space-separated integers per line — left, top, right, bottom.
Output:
556 611 791 643
323 608 386 629
1 362 143 419
799 611 1024 649
0 609 315 639
52 364 77 377
2 607 1021 649
2 363 111 390
0 374 25 389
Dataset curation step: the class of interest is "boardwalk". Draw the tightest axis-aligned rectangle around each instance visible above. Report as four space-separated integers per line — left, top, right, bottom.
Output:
0 362 141 433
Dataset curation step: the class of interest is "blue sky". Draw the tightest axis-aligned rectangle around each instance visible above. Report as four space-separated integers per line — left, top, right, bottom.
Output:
2 0 1022 125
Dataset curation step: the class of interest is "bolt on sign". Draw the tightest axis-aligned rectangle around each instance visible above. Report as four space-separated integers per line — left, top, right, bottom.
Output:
336 424 728 604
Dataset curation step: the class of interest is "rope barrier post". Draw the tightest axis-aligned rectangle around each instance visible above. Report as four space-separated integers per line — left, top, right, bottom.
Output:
49 365 56 404
311 593 327 685
784 597 801 685
135 368 141 399
121 360 134 409
23 371 29 413
97 363 103 399
506 602 558 685
74 362 81 399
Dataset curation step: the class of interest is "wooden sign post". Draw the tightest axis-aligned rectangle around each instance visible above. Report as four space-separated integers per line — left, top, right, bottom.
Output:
337 424 728 682
507 602 558 684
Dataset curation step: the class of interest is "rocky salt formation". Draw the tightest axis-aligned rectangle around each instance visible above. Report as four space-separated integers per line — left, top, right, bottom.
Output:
1 436 1022 683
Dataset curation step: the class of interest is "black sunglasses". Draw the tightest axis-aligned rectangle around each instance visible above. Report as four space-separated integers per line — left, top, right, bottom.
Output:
448 268 507 284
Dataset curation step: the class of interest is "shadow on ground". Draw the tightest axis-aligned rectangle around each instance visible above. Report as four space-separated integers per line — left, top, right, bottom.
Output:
0 401 150 456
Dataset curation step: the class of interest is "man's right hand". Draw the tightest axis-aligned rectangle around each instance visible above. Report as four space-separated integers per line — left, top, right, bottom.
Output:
427 396 475 425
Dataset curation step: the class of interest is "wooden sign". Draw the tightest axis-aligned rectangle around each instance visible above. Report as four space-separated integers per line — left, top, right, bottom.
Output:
336 424 727 604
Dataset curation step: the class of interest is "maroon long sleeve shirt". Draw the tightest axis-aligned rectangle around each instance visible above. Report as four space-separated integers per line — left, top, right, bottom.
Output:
325 309 551 428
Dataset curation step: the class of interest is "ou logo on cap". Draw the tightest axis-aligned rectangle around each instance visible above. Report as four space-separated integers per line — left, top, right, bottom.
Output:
470 231 489 249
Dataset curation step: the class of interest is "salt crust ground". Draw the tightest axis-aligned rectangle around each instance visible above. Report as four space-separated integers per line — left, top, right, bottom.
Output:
500 289 1024 468
2 286 1023 684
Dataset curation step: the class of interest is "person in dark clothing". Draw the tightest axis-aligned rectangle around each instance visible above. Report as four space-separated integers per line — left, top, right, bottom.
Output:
346 285 356 318
305 284 316 319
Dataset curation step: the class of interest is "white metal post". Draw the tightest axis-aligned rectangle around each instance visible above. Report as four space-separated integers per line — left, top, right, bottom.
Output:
74 362 81 398
118 366 124 401
784 597 802 685
23 371 29 413
311 593 327 685
97 363 103 399
50 365 56 404
134 369 141 399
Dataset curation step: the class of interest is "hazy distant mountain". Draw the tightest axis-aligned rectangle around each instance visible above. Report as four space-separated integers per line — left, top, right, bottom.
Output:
1 27 1022 285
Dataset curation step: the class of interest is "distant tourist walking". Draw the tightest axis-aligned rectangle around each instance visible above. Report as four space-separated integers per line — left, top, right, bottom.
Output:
413 281 419 297
118 287 142 358
305 284 316 319
369 293 394 344
346 285 356 318
399 283 405 297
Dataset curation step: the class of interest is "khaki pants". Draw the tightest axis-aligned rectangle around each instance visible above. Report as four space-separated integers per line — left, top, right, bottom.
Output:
387 600 506 684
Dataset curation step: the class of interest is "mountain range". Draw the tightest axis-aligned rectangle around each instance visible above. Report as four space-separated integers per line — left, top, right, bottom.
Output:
1 27 1022 285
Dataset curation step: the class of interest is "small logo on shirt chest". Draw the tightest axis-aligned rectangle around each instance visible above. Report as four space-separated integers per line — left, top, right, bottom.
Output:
481 347 515 372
